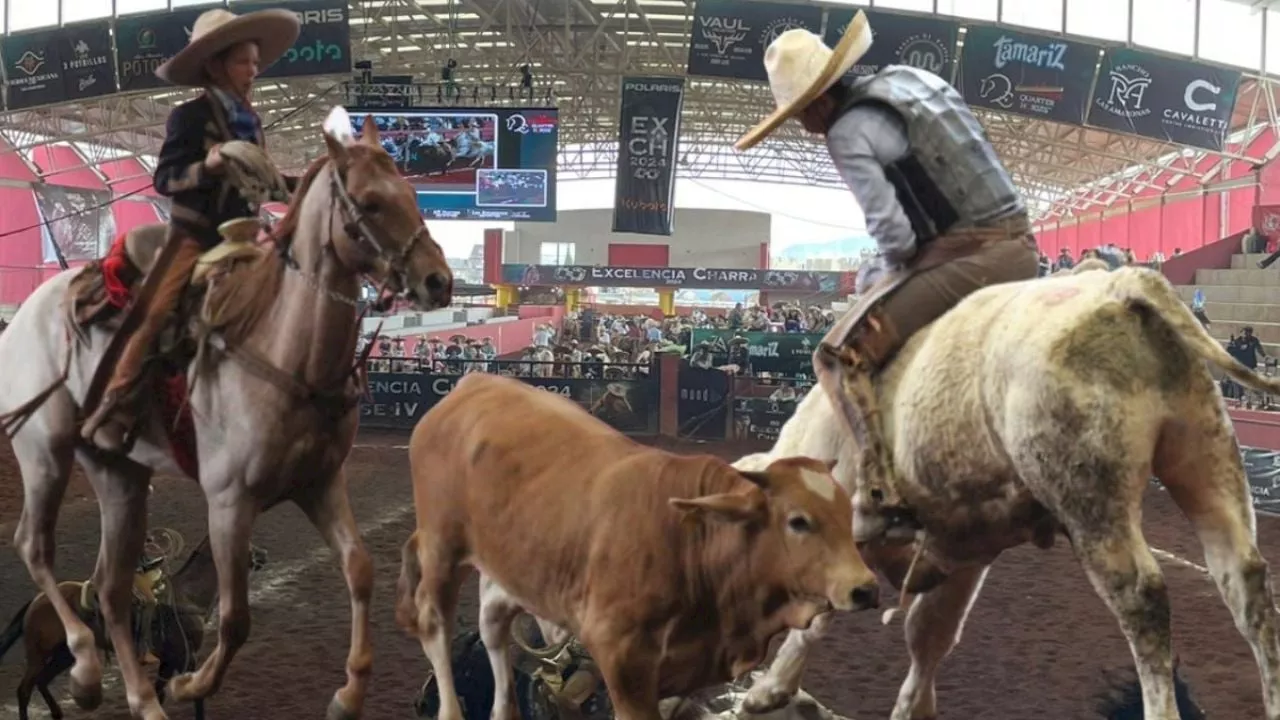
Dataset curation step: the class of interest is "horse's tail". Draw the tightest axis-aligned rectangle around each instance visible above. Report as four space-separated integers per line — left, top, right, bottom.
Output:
0 598 32 661
1109 267 1280 394
394 531 423 635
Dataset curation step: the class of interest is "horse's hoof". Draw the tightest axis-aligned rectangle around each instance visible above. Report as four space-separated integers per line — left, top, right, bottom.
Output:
69 674 103 711
327 695 361 720
742 682 795 715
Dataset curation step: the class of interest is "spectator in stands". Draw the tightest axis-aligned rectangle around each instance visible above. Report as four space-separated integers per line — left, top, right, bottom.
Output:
728 303 744 329
1231 327 1267 371
1191 288 1210 329
690 341 715 369
1056 248 1075 272
1037 253 1052 277
533 323 552 348
769 381 798 402
1173 247 1183 257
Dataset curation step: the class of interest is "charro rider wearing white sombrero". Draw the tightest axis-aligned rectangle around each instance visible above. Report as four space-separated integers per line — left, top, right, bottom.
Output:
737 13 1039 546
81 8 300 453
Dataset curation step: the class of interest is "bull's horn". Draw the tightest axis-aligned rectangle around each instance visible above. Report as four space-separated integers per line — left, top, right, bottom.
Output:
510 612 574 659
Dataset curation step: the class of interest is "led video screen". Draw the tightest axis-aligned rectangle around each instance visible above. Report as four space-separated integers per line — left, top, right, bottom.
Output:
348 107 559 222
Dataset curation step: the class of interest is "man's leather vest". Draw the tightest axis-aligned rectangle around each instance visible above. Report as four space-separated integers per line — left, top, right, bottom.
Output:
838 65 1024 242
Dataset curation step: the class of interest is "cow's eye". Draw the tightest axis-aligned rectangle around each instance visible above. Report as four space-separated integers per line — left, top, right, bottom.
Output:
787 513 813 534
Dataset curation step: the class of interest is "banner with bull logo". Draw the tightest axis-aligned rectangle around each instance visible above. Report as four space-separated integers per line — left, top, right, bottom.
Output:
825 9 958 81
361 373 658 435
613 76 684 236
687 0 822 82
958 25 1100 125
1087 47 1241 152
33 185 117 263
3 21 115 110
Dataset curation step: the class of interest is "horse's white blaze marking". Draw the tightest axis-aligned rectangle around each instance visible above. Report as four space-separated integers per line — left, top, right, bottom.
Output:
800 468 837 501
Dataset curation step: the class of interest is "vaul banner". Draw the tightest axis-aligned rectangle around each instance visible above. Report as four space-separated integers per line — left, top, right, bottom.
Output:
613 76 685 236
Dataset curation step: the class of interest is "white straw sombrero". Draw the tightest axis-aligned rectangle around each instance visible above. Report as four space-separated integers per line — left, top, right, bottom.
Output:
156 8 301 87
735 10 873 151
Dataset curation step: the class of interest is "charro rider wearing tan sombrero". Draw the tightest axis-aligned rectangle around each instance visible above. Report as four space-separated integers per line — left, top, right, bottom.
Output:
736 12 1038 545
81 8 300 451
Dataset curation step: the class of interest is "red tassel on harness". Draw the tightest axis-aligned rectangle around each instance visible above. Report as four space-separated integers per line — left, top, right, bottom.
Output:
101 233 133 309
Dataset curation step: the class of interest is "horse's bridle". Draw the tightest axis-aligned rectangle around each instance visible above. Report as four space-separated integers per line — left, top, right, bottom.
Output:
326 160 427 300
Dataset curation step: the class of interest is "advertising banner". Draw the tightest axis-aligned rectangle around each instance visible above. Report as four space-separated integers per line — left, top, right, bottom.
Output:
689 329 821 376
687 0 822 81
248 0 352 79
1255 205 1280 251
4 22 115 109
825 9 958 80
1087 47 1241 151
33 185 117 263
361 373 657 434
677 362 730 440
500 264 856 293
613 76 685 236
115 9 205 93
732 397 796 443
958 25 1101 124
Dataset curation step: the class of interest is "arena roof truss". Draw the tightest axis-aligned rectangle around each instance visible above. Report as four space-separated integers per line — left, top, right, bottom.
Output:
2 0 1280 222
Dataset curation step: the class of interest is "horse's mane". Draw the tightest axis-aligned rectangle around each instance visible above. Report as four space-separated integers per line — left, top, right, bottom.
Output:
202 154 330 347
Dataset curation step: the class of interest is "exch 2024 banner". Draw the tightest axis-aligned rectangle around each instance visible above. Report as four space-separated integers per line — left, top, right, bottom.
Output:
687 0 822 81
3 22 115 110
1087 47 1241 152
116 0 350 93
958 25 1101 125
613 76 685 236
824 9 958 80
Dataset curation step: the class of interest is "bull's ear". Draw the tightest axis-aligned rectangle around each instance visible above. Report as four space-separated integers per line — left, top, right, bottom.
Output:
738 470 772 490
670 493 763 525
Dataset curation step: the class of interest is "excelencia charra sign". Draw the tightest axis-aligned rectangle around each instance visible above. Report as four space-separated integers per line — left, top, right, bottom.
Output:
500 264 856 292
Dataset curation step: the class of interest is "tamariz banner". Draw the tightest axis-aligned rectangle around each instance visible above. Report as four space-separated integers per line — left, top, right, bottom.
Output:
1087 47 1241 152
687 0 822 81
959 25 1101 124
613 76 685 236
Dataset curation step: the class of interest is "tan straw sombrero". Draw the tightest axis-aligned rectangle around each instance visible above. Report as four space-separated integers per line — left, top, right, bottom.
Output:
156 8 301 87
734 10 873 151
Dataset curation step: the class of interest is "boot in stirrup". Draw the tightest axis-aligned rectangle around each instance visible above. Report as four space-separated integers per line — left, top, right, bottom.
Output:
81 389 138 453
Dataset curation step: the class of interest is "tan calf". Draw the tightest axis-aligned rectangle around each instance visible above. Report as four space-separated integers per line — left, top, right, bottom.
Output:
396 373 878 720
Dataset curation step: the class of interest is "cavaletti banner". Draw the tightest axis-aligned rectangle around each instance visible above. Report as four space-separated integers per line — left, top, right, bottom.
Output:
115 9 205 92
1087 47 1241 152
689 329 821 376
33 185 117 263
501 264 856 293
825 9 958 80
361 373 658 434
3 22 115 110
246 0 352 79
687 0 822 81
613 76 685 236
958 25 1100 124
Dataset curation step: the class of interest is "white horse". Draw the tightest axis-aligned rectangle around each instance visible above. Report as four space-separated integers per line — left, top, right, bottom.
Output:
0 109 453 720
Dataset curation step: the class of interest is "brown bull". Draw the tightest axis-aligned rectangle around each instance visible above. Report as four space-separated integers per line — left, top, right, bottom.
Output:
396 373 879 720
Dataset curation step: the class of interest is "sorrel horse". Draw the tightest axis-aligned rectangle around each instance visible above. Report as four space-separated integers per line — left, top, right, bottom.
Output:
0 534 269 720
0 107 452 720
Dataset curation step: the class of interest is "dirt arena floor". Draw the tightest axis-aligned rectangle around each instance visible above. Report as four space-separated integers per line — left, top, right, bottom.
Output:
0 430 1276 719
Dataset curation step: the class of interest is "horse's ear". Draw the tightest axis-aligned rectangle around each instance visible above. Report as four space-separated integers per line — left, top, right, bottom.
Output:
324 132 349 168
322 106 353 167
362 114 380 146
